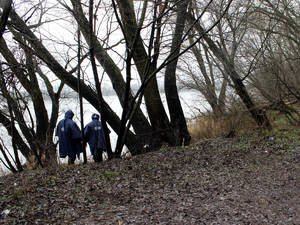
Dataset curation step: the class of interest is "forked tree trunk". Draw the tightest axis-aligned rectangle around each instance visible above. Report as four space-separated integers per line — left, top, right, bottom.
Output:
116 0 174 146
70 0 152 138
164 0 191 146
8 10 144 153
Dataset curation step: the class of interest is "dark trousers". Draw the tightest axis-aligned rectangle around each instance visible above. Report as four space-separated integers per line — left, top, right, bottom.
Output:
93 148 104 162
68 157 75 165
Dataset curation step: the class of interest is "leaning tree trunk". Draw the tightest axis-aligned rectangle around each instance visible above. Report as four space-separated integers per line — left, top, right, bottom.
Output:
70 0 152 138
0 0 12 38
88 0 113 155
188 15 272 130
0 112 33 160
116 0 174 147
164 0 191 146
8 10 144 153
0 37 50 166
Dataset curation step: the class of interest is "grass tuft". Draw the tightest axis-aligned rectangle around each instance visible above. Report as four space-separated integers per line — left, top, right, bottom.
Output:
188 103 300 143
188 111 256 142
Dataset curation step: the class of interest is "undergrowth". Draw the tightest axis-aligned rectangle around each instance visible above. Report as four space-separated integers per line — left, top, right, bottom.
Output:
188 103 300 143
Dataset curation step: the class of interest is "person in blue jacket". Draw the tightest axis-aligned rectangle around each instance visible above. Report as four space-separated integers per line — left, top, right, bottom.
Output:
84 113 106 162
55 110 82 164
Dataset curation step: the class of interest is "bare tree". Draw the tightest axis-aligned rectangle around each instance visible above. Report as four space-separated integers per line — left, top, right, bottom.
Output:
0 0 233 166
178 39 228 117
243 0 300 123
185 0 272 129
0 28 63 168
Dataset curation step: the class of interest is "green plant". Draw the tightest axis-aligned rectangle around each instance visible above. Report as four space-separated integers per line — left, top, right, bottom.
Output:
184 156 191 162
102 170 120 179
149 163 157 169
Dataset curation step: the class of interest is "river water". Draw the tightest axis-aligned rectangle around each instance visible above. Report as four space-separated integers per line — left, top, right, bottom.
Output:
0 90 205 174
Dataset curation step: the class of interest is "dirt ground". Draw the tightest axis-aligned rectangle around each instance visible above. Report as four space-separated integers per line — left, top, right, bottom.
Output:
0 132 299 224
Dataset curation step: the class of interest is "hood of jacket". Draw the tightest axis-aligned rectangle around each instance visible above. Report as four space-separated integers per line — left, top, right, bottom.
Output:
92 113 99 120
65 110 74 120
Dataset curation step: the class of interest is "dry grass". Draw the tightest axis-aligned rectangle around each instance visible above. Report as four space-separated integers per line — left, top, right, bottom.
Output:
188 101 300 143
188 110 259 142
0 165 9 176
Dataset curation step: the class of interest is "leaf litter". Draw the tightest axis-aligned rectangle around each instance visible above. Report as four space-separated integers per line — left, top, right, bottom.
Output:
0 134 299 224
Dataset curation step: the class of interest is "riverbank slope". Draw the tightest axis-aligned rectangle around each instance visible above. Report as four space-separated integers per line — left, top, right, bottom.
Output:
0 129 299 224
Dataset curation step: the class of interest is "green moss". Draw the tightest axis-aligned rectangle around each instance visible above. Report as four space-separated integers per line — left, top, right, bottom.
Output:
275 138 285 143
184 156 191 162
149 163 157 169
102 170 120 178
162 162 175 169
50 176 57 181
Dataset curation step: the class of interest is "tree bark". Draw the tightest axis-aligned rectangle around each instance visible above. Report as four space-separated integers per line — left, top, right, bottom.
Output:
164 0 191 146
0 110 33 160
70 0 152 137
116 0 173 144
0 0 12 39
187 14 272 130
8 10 144 152
0 38 49 141
88 0 113 155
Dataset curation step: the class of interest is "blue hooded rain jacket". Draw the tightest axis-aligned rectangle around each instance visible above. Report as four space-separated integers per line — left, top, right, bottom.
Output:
55 110 82 160
84 113 106 156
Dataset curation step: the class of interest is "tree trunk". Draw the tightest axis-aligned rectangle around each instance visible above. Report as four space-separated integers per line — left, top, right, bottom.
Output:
117 0 173 145
0 0 12 38
8 10 144 153
188 14 272 130
0 143 17 173
0 37 49 165
164 0 191 146
70 0 152 137
0 111 33 160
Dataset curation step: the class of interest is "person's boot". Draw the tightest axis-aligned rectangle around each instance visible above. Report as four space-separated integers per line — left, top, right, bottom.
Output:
68 157 75 165
93 155 100 163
